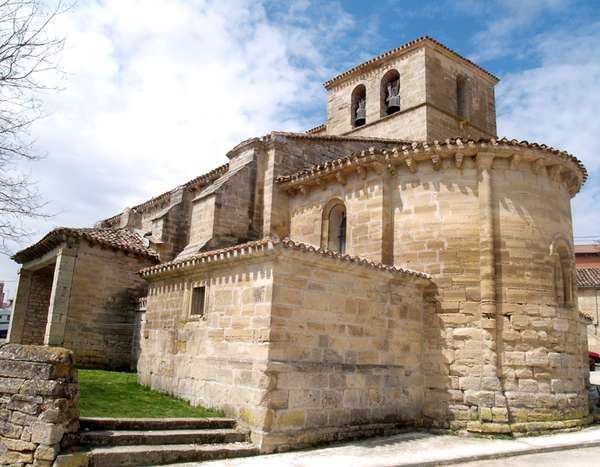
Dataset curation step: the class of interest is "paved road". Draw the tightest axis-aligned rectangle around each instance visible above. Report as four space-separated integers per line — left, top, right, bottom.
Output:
455 445 600 466
185 426 600 467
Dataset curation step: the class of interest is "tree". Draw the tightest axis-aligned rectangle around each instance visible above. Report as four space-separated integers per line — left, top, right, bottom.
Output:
0 0 64 255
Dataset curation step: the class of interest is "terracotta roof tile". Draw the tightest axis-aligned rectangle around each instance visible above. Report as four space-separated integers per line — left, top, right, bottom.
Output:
305 124 326 134
577 268 600 288
13 228 160 264
324 36 499 89
575 244 600 254
100 164 229 227
139 237 431 281
580 310 593 322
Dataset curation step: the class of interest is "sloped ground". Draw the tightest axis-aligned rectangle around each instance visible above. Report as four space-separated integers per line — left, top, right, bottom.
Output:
78 369 222 418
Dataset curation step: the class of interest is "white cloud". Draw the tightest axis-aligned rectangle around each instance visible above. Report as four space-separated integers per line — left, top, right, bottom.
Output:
0 0 371 290
496 22 600 242
468 0 570 61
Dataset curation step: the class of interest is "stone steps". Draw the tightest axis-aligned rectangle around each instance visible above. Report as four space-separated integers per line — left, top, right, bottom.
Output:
80 417 236 431
87 442 259 467
73 417 258 466
81 428 248 446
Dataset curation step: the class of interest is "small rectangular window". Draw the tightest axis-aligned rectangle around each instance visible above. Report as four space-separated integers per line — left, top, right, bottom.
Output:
191 286 206 317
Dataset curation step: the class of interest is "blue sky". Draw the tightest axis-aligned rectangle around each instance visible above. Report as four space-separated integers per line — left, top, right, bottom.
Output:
1 0 600 296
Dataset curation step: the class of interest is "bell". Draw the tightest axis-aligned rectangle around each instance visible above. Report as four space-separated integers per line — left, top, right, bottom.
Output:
387 95 400 114
355 107 366 126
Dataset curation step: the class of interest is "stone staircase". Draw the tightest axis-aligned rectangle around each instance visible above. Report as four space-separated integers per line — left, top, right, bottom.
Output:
77 417 258 466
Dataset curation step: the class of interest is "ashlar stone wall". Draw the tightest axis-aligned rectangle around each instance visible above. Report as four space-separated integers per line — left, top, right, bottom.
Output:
324 42 497 141
263 251 430 451
281 139 589 434
12 242 155 371
0 344 79 467
63 243 155 370
138 241 431 452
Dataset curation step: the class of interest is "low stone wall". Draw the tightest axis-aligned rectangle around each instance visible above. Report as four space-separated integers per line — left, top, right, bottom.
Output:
0 344 79 467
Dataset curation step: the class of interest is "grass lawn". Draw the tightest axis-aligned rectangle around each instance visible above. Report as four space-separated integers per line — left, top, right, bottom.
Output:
78 369 223 418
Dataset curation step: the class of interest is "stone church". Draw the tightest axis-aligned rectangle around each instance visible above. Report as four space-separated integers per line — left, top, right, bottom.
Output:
7 37 591 451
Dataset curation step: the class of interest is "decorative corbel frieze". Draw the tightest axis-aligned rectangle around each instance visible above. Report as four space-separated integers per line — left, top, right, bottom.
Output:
549 165 562 182
455 152 464 169
405 155 417 173
533 158 545 175
298 184 309 196
510 154 521 169
476 152 495 170
356 165 367 180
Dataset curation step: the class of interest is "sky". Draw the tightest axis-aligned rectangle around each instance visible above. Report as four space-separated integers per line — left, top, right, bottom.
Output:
1 0 600 297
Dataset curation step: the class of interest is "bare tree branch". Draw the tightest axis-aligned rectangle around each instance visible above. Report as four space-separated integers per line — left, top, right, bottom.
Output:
0 0 65 255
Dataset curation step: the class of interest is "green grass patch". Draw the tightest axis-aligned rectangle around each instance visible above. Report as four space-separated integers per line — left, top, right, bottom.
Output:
77 369 223 418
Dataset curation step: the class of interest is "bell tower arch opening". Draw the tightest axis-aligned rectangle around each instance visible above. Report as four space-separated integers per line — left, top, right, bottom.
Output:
351 84 366 128
380 69 400 117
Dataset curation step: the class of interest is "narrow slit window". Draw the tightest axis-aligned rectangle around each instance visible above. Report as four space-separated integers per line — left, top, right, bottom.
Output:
191 286 206 317
456 76 467 119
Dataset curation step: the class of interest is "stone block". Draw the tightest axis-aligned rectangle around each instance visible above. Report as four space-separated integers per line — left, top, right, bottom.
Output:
525 350 548 367
0 449 34 464
34 444 60 461
53 453 90 467
276 410 305 429
0 378 25 394
7 395 42 416
31 422 65 445
0 436 36 451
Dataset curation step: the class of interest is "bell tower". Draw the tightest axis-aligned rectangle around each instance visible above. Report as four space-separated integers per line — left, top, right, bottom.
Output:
322 36 498 141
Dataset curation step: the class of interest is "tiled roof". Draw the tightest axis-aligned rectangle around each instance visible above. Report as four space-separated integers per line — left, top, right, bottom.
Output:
305 124 326 134
13 228 160 264
580 310 593 322
577 268 600 288
270 131 410 144
140 237 432 281
575 244 600 254
100 164 229 227
275 137 587 187
324 36 499 89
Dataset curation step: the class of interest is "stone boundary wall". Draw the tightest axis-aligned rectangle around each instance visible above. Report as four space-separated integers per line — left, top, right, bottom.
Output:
0 344 79 467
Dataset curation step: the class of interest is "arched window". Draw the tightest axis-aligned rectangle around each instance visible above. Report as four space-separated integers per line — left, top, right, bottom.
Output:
380 69 400 116
456 75 468 119
321 199 347 254
351 84 366 128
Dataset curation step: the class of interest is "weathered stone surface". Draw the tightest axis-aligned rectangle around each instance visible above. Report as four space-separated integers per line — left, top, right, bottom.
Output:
7 35 591 454
33 444 59 461
0 345 78 466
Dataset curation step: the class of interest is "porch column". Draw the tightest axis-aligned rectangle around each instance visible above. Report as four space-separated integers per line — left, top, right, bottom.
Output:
44 250 76 346
7 269 33 343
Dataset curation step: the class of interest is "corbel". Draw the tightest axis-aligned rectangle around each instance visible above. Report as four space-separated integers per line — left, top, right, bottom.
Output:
356 165 367 180
405 155 417 173
431 154 441 171
533 158 545 175
510 154 521 169
476 152 495 170
455 152 464 169
549 165 562 182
